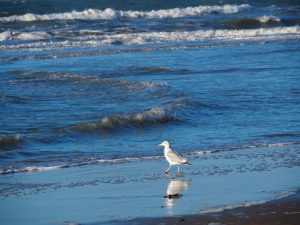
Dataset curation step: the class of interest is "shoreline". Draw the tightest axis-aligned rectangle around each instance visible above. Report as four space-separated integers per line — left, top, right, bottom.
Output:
111 190 300 225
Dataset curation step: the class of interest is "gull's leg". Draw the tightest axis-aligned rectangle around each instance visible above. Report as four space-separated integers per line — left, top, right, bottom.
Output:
165 165 172 174
176 166 183 176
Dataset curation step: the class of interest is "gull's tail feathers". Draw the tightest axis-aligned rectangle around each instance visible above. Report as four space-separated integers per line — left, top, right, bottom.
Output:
184 161 192 165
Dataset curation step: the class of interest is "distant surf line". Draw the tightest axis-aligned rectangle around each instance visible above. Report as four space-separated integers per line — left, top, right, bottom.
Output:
0 4 251 22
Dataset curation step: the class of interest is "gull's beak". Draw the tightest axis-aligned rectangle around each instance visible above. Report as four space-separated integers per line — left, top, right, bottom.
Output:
157 143 163 147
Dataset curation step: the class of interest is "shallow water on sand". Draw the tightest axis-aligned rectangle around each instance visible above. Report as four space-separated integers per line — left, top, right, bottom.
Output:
0 144 299 224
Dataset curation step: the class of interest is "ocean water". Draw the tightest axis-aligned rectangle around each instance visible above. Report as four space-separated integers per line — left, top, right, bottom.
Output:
1 0 300 174
0 1 300 222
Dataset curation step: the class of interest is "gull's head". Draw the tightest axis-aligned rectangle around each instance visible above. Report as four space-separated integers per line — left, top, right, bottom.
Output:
158 140 170 148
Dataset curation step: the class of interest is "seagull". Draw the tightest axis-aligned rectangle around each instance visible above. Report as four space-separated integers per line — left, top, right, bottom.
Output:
158 140 191 174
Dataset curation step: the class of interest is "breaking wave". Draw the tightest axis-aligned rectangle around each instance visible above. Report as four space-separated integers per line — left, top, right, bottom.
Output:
99 26 300 45
0 31 50 41
74 107 177 131
257 15 280 23
0 4 250 22
2 26 299 50
0 31 12 41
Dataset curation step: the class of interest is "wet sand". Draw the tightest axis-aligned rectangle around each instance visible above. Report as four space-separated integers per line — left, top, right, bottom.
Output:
114 190 300 225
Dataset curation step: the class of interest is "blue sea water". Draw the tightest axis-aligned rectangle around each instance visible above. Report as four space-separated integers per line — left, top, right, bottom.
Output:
0 0 300 191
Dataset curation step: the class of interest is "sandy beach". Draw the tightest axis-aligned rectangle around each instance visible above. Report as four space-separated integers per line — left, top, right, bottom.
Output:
114 190 300 225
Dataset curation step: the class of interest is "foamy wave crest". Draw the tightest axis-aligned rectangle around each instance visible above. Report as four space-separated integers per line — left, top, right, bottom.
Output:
0 135 22 149
257 15 280 23
0 31 51 41
75 107 176 131
0 31 11 41
0 4 250 22
103 26 300 45
0 165 63 175
2 26 299 51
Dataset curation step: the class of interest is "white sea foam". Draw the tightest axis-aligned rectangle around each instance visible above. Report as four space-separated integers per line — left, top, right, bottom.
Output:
0 31 11 41
0 155 164 175
0 140 298 175
2 26 299 51
104 26 300 45
0 165 63 175
14 31 51 40
257 15 280 23
0 31 51 41
0 4 251 22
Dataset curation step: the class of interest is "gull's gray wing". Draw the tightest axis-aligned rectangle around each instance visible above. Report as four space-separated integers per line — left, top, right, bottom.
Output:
166 150 187 164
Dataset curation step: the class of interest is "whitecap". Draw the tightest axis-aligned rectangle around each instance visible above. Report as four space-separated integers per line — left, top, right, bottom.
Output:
0 31 12 41
113 26 300 45
2 26 299 51
13 31 51 41
0 4 251 22
0 31 51 42
75 107 176 131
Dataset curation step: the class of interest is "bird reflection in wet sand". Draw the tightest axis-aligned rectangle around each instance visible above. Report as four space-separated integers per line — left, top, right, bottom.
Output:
164 179 189 211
